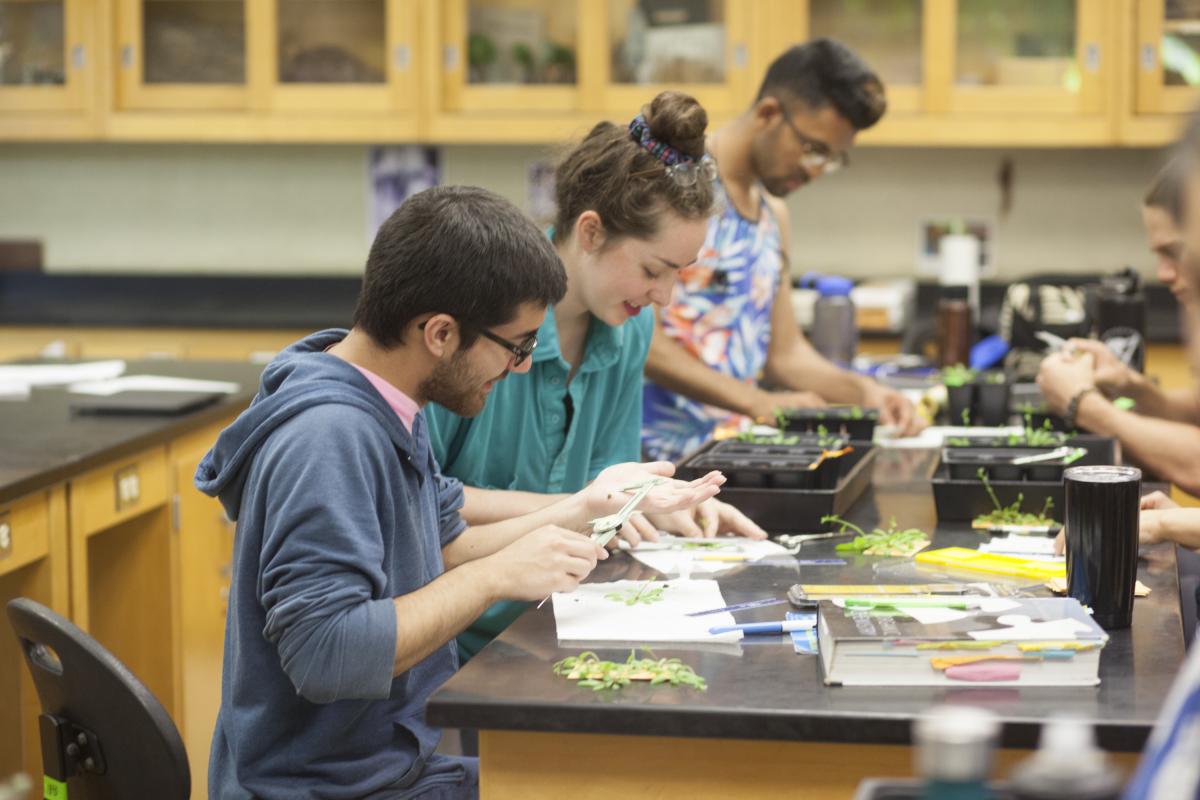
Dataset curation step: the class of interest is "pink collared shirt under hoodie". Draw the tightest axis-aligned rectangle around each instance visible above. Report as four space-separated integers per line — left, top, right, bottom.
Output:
351 364 419 433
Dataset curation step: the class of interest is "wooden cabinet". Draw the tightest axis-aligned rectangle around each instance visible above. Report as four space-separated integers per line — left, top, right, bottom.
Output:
108 0 420 141
0 488 68 784
170 422 238 800
0 0 102 138
0 1 1193 146
795 0 1116 146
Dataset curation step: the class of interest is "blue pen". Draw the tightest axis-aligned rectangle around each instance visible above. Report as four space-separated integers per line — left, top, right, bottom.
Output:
709 620 816 636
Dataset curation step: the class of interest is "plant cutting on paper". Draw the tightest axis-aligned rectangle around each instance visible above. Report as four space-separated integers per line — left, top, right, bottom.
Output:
822 514 930 557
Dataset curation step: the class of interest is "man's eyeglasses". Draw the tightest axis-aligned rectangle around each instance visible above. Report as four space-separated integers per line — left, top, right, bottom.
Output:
477 328 538 367
779 109 849 174
418 320 538 366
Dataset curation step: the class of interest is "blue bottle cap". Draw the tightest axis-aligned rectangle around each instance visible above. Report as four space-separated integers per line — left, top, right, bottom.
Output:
969 334 1009 370
815 276 854 297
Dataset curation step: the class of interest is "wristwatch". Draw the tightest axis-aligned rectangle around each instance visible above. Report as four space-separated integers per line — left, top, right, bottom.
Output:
1064 386 1097 431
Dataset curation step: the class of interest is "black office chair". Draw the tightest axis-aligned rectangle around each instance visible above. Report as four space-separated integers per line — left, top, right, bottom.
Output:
6 598 190 800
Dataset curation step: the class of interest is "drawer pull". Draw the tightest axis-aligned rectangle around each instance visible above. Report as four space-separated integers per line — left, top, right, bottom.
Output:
0 515 10 560
114 466 141 511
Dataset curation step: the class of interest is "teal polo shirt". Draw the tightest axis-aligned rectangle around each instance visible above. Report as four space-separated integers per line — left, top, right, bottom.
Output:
426 304 653 660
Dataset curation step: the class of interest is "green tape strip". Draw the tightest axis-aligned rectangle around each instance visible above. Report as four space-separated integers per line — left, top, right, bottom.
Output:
44 775 67 800
1114 396 1136 411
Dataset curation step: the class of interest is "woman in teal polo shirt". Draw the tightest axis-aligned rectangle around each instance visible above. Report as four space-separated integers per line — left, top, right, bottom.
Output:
425 91 767 662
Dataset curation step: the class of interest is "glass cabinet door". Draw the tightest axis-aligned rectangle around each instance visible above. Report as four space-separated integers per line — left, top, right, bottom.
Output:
946 0 1105 114
808 0 922 112
117 0 249 109
441 0 582 112
270 0 418 111
602 0 751 115
0 0 87 111
1136 0 1200 114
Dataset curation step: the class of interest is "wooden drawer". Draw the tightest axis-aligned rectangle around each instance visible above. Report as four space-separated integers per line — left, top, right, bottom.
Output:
0 491 51 577
69 448 169 539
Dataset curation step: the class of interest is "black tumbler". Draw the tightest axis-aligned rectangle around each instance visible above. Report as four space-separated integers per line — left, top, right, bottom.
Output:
1064 465 1141 629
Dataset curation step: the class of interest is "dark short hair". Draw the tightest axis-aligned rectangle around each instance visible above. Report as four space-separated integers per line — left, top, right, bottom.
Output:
353 185 566 348
756 39 886 131
1144 156 1186 225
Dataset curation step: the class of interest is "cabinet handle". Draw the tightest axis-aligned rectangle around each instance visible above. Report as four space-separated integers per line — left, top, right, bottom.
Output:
114 465 141 511
0 514 11 560
1083 43 1101 73
394 44 411 71
71 44 85 70
121 45 134 70
444 44 459 71
1140 43 1158 72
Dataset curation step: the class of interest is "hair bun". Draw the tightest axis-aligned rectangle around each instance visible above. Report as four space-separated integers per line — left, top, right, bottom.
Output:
643 90 708 159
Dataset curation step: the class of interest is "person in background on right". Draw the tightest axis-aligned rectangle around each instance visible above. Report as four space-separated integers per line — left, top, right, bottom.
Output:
640 40 926 462
1038 157 1200 499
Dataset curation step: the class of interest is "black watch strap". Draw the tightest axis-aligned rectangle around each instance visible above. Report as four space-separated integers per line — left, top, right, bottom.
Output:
1064 386 1097 430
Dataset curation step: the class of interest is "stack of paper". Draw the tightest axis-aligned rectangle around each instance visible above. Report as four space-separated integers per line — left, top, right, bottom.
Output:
552 579 743 644
0 360 126 400
627 536 790 575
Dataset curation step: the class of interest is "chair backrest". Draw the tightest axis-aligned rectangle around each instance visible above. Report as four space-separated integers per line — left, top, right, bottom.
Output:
6 598 190 800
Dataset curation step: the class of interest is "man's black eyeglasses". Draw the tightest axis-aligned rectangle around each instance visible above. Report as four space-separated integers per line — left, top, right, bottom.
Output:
418 320 538 366
477 328 538 367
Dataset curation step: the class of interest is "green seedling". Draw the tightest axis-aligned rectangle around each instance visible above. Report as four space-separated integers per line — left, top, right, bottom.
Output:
960 407 971 426
605 580 666 606
972 467 1059 528
942 364 976 388
553 649 708 691
822 514 930 556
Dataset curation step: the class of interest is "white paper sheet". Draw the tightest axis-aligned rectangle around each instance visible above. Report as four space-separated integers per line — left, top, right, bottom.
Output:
979 536 1060 558
0 360 126 397
628 536 790 576
67 375 241 396
967 617 1093 641
552 579 743 644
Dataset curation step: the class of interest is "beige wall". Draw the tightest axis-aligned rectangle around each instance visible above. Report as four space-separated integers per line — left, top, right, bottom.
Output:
0 142 1170 279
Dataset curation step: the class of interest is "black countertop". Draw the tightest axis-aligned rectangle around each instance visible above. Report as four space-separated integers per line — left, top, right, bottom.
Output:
0 273 359 329
426 449 1185 752
0 360 265 504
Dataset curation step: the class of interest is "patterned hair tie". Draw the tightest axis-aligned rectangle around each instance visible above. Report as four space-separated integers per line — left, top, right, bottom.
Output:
628 113 694 167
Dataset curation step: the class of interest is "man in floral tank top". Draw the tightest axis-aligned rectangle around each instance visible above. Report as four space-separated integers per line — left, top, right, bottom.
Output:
643 40 926 461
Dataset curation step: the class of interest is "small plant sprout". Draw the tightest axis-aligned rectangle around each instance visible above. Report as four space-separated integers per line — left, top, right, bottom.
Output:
960 407 971 426
552 649 708 691
973 468 1060 529
604 580 667 606
822 515 930 556
942 364 976 388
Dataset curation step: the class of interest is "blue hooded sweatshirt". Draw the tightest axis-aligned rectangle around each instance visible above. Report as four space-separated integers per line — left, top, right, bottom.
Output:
195 329 476 800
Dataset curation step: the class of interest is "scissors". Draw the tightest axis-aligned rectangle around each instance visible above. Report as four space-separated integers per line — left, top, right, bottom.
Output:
587 478 668 548
535 478 668 609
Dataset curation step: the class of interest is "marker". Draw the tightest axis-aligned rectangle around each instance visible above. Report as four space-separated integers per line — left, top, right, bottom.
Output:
843 598 970 610
698 553 749 562
709 619 816 636
685 597 788 617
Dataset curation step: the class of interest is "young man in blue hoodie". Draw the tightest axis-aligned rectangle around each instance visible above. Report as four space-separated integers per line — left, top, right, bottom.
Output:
195 186 722 800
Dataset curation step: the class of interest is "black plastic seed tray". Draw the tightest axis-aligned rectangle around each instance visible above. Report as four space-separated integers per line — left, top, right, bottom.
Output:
676 441 877 533
940 447 1080 482
780 406 879 441
683 445 839 490
944 371 1011 426
709 434 848 456
932 435 1118 522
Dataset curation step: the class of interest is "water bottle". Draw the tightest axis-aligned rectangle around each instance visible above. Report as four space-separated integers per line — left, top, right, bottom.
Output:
810 275 857 365
914 705 999 800
1009 715 1122 800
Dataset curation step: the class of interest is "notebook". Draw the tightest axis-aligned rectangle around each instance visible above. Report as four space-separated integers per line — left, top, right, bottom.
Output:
69 390 223 416
818 596 1107 687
